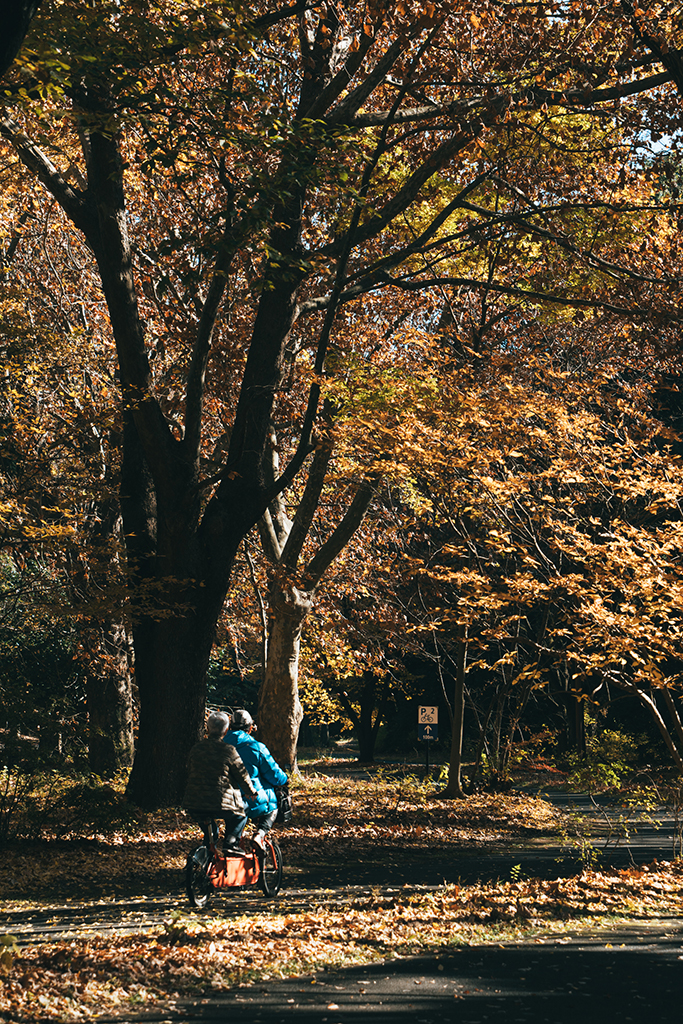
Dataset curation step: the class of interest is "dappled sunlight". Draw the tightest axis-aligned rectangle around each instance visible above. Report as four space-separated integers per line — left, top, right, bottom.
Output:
1 861 681 1021
0 772 566 898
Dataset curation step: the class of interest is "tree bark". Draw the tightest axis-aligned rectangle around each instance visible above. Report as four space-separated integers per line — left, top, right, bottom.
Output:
86 619 134 775
439 628 467 799
567 691 586 755
0 1 40 80
81 119 289 805
257 582 313 769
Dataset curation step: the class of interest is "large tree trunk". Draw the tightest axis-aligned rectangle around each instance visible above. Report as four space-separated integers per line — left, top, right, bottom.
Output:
123 491 244 805
257 583 313 769
86 619 134 775
125 610 215 804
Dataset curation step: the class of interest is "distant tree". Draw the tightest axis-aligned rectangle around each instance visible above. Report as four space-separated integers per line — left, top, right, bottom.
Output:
399 335 683 785
0 283 134 773
0 554 83 759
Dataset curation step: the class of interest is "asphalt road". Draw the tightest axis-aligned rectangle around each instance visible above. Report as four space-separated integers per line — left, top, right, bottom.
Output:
3 792 679 947
92 918 683 1024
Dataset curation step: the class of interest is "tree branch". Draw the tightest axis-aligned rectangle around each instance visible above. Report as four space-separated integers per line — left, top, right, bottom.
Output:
301 18 381 119
86 128 181 494
183 221 237 458
620 1 683 97
297 266 681 324
0 113 97 238
341 70 673 127
250 1 323 33
279 435 333 571
304 477 376 587
457 196 672 285
325 36 406 123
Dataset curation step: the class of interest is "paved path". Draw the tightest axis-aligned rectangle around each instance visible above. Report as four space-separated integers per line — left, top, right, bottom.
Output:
93 918 683 1024
3 792 679 946
2 885 434 946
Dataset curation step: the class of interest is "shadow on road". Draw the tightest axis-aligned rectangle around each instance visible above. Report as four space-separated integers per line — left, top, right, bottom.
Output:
2 790 679 948
95 920 683 1023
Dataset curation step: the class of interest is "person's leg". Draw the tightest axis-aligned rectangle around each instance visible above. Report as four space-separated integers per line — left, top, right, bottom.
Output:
221 812 247 853
188 813 217 847
252 809 277 849
255 810 277 834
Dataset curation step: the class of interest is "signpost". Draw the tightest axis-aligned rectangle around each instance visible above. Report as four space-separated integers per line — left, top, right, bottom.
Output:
418 706 438 778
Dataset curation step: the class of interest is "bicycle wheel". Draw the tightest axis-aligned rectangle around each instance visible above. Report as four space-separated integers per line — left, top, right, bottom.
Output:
259 837 283 897
186 844 212 908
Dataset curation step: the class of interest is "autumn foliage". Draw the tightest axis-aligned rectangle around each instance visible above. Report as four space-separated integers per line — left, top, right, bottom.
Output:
0 1 683 798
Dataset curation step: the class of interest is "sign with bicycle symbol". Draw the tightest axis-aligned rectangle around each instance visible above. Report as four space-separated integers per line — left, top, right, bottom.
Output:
418 705 438 741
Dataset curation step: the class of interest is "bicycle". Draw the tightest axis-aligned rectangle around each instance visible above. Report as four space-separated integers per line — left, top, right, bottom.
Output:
185 825 283 908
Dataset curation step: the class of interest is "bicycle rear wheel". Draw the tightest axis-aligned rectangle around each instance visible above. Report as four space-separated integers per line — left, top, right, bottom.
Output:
186 845 212 908
259 837 283 897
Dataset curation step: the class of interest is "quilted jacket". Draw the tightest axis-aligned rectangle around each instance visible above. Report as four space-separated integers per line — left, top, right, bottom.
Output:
182 737 257 816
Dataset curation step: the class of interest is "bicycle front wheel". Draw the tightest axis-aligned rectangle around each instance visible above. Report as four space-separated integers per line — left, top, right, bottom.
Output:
259 837 283 897
186 844 212 908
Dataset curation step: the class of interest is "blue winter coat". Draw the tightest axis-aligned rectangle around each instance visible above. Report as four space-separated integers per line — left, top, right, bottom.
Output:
222 729 288 817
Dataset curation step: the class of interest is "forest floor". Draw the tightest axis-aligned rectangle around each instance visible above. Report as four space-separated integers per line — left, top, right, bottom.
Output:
0 754 681 1022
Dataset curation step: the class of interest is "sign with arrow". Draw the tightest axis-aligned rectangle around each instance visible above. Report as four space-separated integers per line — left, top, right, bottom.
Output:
418 706 438 741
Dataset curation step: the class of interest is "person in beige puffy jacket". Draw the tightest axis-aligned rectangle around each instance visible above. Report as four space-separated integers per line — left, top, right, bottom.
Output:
182 710 257 854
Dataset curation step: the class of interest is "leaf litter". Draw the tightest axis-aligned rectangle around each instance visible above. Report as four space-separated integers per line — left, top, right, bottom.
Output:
1 772 681 1021
1 861 682 1021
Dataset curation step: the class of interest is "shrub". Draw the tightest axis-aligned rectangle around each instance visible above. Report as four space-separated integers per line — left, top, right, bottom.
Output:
566 729 639 793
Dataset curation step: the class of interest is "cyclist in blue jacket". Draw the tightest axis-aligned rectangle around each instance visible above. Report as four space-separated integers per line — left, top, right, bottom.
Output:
223 709 288 850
